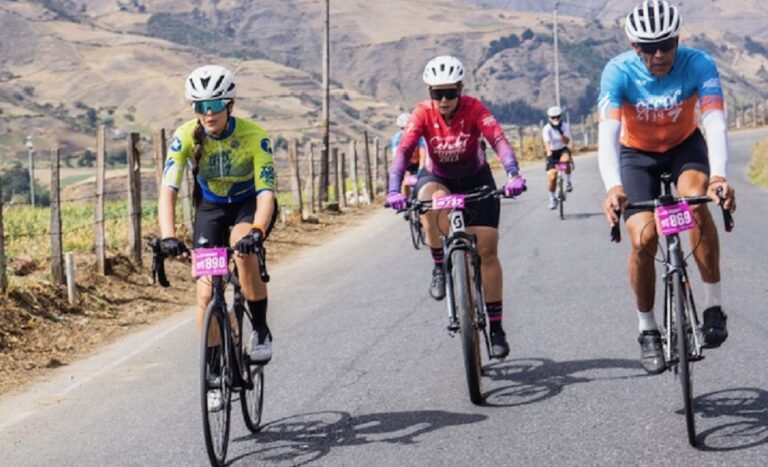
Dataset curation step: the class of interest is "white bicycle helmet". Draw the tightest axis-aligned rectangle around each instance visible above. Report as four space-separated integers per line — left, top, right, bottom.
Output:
396 113 410 128
423 55 465 86
185 65 236 102
547 106 562 118
625 0 681 43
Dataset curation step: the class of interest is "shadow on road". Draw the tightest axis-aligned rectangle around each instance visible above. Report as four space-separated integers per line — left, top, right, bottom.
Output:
562 211 604 221
228 409 486 466
481 357 646 407
694 387 768 451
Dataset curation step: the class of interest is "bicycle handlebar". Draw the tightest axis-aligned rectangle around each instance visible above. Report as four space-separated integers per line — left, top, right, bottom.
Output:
609 188 734 243
148 237 270 286
384 185 507 213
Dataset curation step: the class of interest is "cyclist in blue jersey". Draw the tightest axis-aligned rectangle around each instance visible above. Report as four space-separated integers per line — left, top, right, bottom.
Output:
158 65 278 375
598 0 736 374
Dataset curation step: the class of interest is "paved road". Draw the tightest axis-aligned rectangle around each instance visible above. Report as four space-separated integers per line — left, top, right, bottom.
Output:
1 129 767 466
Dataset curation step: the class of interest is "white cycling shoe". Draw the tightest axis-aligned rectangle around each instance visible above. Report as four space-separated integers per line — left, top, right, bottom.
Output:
207 389 224 412
249 329 272 364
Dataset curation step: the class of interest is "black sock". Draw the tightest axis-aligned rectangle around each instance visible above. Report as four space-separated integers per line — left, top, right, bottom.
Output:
431 248 444 268
487 301 503 333
247 298 268 331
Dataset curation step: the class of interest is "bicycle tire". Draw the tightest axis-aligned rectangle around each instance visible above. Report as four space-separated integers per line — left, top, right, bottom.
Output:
200 302 232 467
409 214 422 250
239 310 264 432
452 249 483 405
673 273 697 446
557 177 565 220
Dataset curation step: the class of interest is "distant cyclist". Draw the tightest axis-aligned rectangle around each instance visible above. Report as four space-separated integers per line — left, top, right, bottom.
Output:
391 112 427 196
598 0 736 374
542 106 573 210
158 65 278 371
386 55 527 358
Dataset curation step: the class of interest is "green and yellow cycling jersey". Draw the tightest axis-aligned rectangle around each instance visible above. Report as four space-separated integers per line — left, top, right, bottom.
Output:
161 116 276 204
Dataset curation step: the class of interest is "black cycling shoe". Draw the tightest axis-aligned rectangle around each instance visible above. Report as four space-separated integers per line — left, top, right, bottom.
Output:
429 266 446 301
489 329 510 359
702 306 728 348
638 330 666 374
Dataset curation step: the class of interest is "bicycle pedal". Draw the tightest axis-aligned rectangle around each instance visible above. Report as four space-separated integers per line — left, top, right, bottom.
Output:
447 321 460 333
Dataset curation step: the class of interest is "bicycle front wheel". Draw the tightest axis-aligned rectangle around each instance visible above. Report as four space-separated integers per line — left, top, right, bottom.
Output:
557 177 565 220
409 214 422 250
200 302 232 466
239 309 264 432
673 273 697 446
452 249 483 405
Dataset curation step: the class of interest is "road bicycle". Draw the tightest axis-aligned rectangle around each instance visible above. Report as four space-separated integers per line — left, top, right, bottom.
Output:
554 161 569 220
150 239 269 466
610 173 733 446
394 185 512 405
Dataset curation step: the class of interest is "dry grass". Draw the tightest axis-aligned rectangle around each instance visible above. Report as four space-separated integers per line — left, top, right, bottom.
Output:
748 139 768 189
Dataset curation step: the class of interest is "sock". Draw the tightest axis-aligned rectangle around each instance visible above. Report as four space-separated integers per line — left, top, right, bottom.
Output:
487 301 503 333
637 309 658 332
565 173 572 183
702 282 722 310
431 248 444 268
247 298 268 331
548 191 556 201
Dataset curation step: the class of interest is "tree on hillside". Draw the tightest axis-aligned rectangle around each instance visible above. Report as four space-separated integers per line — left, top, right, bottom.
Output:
0 162 50 206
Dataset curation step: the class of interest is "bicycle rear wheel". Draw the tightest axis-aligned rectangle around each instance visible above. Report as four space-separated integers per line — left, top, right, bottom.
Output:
200 302 232 467
672 273 697 446
452 249 483 405
239 309 264 432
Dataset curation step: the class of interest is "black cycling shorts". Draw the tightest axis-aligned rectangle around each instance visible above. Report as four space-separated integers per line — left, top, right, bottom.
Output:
620 129 709 220
546 147 572 171
414 163 500 229
193 195 278 248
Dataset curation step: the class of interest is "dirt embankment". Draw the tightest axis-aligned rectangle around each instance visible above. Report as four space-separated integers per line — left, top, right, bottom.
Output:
0 204 377 396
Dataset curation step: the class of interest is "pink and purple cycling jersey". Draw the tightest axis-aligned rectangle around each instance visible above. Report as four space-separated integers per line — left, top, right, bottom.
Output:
388 96 519 193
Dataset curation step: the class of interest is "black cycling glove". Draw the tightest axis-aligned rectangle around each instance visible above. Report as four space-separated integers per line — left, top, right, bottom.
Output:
234 228 264 255
160 237 189 257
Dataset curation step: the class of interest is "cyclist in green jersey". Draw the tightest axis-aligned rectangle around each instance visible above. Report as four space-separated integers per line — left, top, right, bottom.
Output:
158 65 277 364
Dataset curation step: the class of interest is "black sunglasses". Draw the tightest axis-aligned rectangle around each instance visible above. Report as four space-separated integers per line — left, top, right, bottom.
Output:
429 88 460 101
637 38 677 55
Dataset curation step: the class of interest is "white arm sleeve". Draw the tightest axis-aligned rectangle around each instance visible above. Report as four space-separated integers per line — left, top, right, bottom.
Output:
598 119 622 191
541 125 551 143
701 109 729 178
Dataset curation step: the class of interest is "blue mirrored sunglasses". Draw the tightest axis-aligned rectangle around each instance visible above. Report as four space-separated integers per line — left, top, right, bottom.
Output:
193 99 230 114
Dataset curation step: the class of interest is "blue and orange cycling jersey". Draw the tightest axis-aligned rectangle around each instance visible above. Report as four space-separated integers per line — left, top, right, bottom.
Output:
390 131 426 166
598 47 724 153
162 116 276 204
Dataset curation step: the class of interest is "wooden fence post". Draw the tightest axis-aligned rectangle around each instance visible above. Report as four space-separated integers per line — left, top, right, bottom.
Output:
181 165 193 234
0 177 6 293
65 252 77 305
373 137 381 196
153 129 167 197
363 131 373 203
339 150 348 208
350 139 360 205
383 146 389 189
94 125 107 275
319 145 329 205
307 142 316 215
288 139 304 219
331 146 340 204
517 126 524 161
127 132 142 265
50 148 65 284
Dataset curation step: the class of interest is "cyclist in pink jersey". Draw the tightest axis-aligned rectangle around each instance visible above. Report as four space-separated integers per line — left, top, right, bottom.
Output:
387 55 527 358
598 0 736 374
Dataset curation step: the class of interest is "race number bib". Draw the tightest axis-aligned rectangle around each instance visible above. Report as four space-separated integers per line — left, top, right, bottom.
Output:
434 194 465 210
656 201 695 235
193 248 229 277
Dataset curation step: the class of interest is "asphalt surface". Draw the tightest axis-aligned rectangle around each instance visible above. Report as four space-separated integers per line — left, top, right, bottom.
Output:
1 128 767 466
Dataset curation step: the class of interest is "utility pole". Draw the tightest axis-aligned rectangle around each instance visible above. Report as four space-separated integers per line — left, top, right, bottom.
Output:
319 0 331 204
553 1 561 108
25 135 35 207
